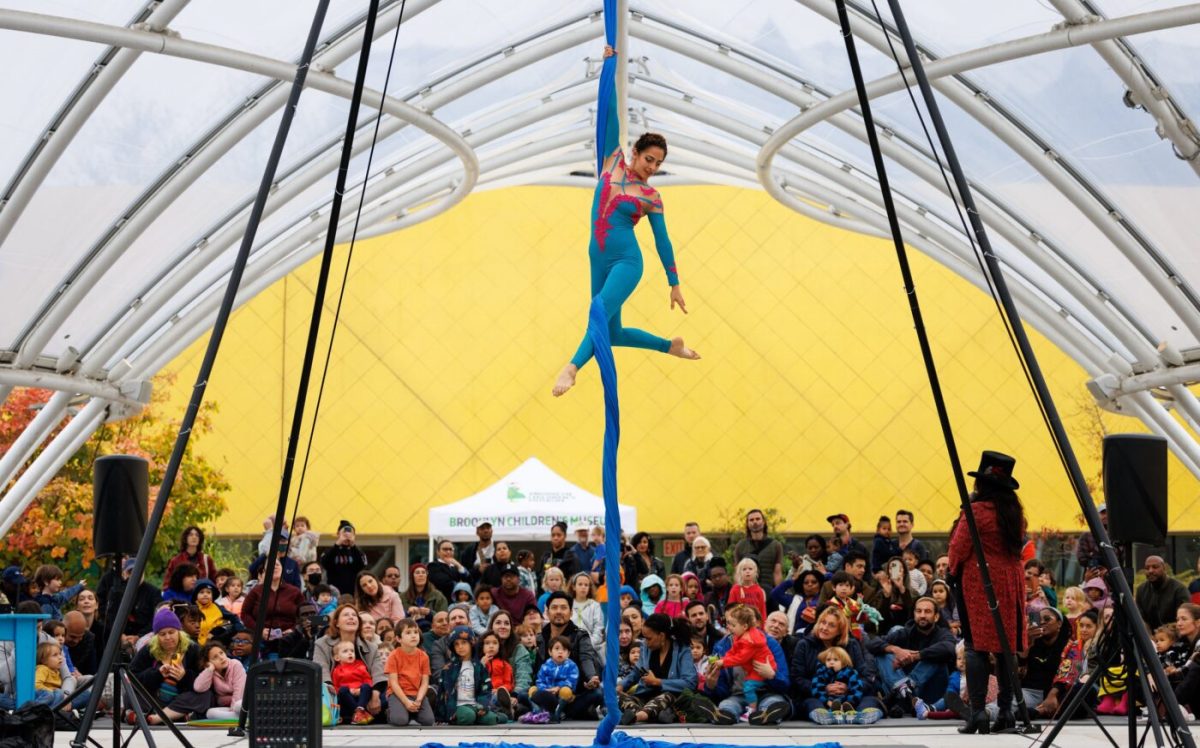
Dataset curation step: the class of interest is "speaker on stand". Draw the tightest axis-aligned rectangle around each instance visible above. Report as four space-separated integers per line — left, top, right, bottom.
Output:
93 455 149 558
1103 433 1168 575
92 455 157 748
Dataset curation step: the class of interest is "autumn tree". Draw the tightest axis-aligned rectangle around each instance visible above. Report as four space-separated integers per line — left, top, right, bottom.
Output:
0 375 230 584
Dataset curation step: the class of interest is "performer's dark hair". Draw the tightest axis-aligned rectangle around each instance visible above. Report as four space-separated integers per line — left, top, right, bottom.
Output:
643 613 691 646
976 484 1026 557
634 132 668 157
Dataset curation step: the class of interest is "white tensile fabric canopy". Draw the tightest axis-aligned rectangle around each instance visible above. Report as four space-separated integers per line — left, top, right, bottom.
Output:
2 0 1200 529
428 457 637 542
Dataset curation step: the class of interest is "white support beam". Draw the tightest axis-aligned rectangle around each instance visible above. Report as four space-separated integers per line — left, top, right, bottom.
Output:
785 0 1200 341
1047 0 1200 174
0 0 191 250
0 390 72 491
0 398 107 536
75 16 602 376
616 0 631 163
629 19 1153 361
0 368 146 406
0 1 456 369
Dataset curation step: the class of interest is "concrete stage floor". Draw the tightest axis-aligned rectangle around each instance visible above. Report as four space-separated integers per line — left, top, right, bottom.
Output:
56 717 1192 747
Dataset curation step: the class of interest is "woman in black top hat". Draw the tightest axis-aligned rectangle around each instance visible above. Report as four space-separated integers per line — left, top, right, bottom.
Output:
948 451 1027 734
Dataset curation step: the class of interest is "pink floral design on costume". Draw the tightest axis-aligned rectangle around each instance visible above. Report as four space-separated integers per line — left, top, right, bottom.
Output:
593 166 649 251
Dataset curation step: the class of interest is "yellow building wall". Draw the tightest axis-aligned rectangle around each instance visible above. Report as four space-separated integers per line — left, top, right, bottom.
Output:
160 185 1200 537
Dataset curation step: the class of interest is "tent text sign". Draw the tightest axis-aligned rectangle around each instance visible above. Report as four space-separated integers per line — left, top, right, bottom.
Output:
429 457 637 541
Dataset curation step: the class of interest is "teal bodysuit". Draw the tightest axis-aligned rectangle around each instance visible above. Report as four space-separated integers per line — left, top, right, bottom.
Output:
569 92 679 370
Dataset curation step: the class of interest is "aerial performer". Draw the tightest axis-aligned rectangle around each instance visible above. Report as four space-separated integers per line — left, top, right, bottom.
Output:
552 44 700 398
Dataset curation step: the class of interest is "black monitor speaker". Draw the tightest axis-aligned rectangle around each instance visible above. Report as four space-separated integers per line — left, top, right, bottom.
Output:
1102 433 1167 546
93 455 149 557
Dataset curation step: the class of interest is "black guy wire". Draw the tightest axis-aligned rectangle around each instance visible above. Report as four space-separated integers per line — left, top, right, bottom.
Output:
833 0 1036 734
862 0 1073 494
237 0 395 735
881 1 1196 745
287 0 409 542
71 1 337 745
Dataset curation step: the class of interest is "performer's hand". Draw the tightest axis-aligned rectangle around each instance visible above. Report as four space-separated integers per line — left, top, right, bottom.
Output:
670 285 688 314
603 45 616 59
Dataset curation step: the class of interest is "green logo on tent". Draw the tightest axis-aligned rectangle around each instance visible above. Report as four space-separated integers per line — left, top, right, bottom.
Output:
507 483 525 501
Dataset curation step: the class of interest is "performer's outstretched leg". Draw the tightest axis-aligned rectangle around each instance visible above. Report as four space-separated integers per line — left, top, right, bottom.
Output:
553 258 697 397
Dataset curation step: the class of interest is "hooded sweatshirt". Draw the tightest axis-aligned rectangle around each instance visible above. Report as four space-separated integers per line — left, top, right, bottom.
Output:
1082 577 1112 612
640 574 665 617
451 582 475 605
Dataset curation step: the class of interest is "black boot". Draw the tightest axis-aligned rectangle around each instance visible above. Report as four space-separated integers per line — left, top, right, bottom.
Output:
991 710 1016 733
958 710 990 735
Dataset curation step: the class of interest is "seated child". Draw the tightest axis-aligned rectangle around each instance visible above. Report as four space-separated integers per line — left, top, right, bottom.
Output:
385 620 434 726
481 632 515 719
34 641 67 709
194 642 247 719
691 636 710 684
516 551 538 595
452 583 474 606
470 586 499 636
654 574 688 619
1156 624 1189 679
312 584 338 617
331 640 375 725
438 626 502 725
828 571 869 640
527 636 578 723
216 576 245 617
810 645 865 724
711 605 776 719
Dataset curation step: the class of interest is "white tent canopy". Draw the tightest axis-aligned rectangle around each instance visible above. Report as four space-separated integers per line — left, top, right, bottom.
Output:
428 457 637 542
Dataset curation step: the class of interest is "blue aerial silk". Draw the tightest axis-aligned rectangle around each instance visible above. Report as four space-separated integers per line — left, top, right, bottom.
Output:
424 5 842 748
592 2 623 740
595 0 619 177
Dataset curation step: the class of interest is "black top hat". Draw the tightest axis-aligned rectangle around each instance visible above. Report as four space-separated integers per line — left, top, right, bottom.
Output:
968 450 1019 490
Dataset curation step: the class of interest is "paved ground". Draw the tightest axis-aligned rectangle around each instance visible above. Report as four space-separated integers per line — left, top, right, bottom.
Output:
56 717 1192 748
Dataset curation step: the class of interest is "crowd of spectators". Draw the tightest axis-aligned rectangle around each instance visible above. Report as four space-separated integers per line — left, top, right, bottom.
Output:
1 507 1198 730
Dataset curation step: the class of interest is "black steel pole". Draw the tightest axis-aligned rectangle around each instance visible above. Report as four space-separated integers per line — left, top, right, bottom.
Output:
234 0 381 733
883 0 1194 744
70 1 334 744
833 0 1033 730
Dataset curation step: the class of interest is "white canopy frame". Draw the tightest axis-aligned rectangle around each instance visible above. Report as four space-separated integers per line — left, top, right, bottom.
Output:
0 0 1198 526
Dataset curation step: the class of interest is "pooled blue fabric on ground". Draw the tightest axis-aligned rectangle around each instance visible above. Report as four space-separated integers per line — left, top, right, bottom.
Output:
423 734 843 748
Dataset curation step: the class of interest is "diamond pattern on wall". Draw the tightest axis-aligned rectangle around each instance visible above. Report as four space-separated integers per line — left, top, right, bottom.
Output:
160 185 1200 537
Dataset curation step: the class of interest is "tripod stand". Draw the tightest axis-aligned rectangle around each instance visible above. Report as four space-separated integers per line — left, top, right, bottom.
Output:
106 661 195 748
1039 552 1186 748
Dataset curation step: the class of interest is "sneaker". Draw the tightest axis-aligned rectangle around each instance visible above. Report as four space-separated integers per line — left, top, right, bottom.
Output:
531 710 551 724
887 703 906 719
619 708 638 726
809 708 836 725
841 702 857 724
855 707 883 725
739 708 752 723
914 698 930 720
749 701 790 725
351 707 372 725
893 677 913 700
691 698 724 725
832 707 846 725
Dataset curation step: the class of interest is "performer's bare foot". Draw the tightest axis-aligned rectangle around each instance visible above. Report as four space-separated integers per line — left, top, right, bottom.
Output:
668 337 701 360
552 364 578 397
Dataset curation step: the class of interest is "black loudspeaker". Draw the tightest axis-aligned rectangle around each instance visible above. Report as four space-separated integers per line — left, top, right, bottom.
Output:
1103 433 1167 546
93 455 149 557
247 658 323 747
